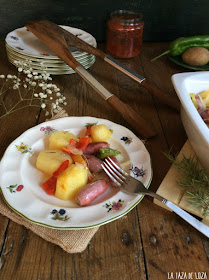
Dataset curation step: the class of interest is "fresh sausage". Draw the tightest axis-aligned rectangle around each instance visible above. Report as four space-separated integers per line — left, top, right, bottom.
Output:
76 179 108 206
83 142 109 155
85 155 103 173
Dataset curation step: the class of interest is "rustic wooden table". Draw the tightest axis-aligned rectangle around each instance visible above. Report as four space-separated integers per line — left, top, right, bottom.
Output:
0 40 208 280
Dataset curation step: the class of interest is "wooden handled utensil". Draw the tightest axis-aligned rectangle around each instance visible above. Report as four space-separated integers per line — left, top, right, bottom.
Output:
26 19 156 139
26 19 179 112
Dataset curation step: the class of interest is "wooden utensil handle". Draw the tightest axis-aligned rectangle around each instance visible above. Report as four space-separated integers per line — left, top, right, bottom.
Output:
76 66 156 138
141 79 180 111
26 20 80 70
106 95 156 138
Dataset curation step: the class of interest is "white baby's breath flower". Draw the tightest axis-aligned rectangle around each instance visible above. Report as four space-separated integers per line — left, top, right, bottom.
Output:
13 84 19 89
0 60 67 119
24 70 30 74
46 89 52 94
41 103 46 109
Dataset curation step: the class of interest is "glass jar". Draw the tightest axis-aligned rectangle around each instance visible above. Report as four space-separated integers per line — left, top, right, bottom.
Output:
106 10 144 58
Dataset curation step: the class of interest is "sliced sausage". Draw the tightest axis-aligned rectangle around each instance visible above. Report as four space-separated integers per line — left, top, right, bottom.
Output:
85 155 103 173
76 179 108 206
83 142 109 155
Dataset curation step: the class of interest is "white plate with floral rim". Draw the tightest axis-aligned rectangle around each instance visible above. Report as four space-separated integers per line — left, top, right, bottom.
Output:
6 26 97 58
6 44 96 66
7 56 96 75
0 117 152 229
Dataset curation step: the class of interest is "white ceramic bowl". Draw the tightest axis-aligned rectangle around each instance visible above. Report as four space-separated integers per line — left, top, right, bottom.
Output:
171 71 209 172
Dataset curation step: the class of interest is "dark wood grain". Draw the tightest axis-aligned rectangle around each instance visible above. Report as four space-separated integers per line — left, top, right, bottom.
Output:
0 41 208 280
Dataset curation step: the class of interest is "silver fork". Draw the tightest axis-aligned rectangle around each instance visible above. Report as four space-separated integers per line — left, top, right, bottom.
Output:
101 157 209 238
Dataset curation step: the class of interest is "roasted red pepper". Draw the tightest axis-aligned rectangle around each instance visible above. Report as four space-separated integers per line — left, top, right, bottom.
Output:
76 137 91 150
42 176 57 195
62 137 91 155
85 125 93 137
42 160 69 195
53 160 69 177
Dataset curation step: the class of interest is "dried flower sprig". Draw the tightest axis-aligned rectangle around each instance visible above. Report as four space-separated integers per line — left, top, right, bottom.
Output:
165 152 209 217
0 60 67 119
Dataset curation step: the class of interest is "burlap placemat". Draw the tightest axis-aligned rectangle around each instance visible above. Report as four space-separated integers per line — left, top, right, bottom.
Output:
0 111 99 253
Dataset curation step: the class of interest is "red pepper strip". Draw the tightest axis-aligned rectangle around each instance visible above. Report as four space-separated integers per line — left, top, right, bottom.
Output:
42 160 69 195
53 160 69 177
61 147 72 154
85 125 93 137
42 176 57 195
68 137 90 151
76 137 90 151
69 139 77 146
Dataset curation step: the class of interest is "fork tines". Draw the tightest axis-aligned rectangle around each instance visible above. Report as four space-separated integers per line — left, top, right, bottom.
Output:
101 157 128 187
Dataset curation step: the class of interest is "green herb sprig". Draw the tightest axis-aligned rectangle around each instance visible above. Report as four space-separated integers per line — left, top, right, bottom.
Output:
165 152 209 217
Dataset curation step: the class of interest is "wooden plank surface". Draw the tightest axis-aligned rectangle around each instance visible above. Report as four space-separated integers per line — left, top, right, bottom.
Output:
0 40 208 280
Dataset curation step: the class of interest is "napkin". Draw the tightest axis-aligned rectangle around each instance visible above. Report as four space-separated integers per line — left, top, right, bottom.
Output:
154 140 209 226
0 111 99 253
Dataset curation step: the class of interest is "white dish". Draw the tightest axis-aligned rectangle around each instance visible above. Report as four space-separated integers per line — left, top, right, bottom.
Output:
7 53 96 74
172 71 209 172
6 26 97 58
0 117 152 229
5 26 96 75
6 44 95 66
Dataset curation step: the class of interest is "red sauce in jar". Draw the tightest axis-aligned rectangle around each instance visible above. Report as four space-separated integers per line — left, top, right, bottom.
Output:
106 10 144 58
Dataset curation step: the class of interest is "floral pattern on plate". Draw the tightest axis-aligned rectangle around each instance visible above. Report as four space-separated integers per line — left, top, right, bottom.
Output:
50 209 69 221
16 142 32 154
7 184 24 193
40 126 56 134
103 199 124 212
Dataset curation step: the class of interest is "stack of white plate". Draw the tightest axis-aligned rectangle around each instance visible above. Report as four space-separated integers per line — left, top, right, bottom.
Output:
5 26 97 75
